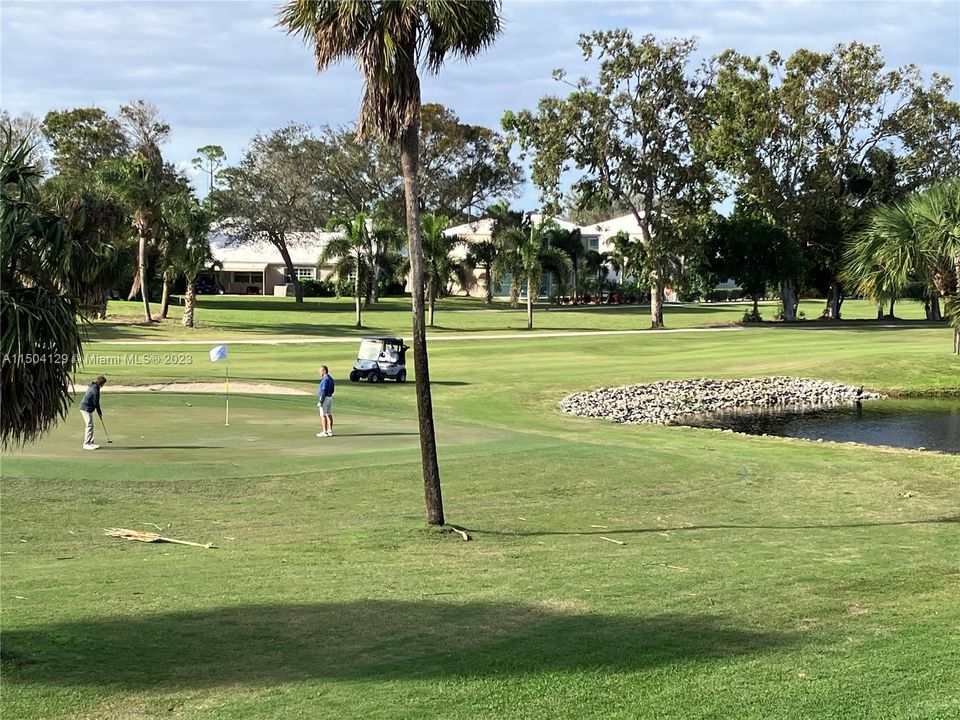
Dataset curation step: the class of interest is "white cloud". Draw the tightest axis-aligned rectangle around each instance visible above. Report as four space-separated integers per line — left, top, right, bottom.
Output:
2 0 957 204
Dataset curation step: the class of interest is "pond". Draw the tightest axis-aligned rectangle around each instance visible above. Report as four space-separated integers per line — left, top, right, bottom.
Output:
681 397 960 454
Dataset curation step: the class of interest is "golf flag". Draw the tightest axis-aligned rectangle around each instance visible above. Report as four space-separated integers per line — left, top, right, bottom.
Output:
209 345 230 426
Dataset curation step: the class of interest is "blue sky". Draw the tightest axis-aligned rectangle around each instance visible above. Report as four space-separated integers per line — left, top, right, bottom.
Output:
2 0 958 207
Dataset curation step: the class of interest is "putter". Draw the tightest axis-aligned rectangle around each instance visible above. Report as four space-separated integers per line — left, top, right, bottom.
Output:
98 415 113 443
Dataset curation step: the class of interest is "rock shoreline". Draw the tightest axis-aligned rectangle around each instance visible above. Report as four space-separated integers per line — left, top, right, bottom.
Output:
559 377 883 425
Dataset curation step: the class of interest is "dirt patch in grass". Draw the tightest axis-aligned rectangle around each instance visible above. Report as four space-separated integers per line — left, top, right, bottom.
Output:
71 382 309 396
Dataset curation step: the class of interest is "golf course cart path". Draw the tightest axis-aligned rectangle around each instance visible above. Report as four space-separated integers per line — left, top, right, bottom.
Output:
69 381 310 395
92 325 744 346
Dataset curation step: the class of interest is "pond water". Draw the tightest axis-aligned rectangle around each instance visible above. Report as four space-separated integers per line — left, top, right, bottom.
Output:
681 397 960 454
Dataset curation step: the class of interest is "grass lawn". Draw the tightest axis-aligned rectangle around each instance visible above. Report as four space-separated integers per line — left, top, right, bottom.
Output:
86 295 933 342
2 308 958 719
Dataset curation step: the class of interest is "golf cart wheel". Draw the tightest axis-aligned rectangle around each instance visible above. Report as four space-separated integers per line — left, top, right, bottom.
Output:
396 370 407 383
367 371 382 383
349 370 360 382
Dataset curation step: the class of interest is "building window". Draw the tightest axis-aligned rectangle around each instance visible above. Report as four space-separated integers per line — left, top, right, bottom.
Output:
587 237 599 251
233 272 263 284
284 267 316 282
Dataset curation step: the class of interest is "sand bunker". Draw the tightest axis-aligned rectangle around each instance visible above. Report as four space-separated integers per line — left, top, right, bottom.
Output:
71 382 309 396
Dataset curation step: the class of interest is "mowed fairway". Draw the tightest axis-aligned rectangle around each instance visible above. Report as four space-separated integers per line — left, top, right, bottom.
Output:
2 312 959 719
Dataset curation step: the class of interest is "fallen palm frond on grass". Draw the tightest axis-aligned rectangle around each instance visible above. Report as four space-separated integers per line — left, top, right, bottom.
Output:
104 528 216 549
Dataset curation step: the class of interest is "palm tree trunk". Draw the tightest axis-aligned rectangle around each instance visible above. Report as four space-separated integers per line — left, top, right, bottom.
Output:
182 278 197 327
355 292 362 327
484 266 493 305
526 277 534 330
160 274 171 319
888 297 896 319
137 230 152 322
428 279 436 327
400 122 444 526
573 264 579 303
930 296 942 321
370 255 382 304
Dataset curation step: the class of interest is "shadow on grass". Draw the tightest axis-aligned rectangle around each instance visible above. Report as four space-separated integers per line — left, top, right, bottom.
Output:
462 515 960 538
1 602 793 689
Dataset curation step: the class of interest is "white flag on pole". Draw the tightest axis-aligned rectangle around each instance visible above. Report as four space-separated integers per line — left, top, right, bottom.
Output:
209 345 228 362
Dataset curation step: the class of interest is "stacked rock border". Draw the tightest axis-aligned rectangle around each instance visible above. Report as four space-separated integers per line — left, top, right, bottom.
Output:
559 377 883 425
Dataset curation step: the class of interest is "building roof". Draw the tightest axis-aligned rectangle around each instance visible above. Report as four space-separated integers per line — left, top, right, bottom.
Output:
444 213 586 238
210 230 341 267
579 212 648 238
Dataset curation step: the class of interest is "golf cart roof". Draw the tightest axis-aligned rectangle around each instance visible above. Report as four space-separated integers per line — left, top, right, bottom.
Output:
361 336 405 344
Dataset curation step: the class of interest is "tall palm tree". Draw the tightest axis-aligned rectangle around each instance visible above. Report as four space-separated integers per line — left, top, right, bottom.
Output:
843 180 960 352
42 175 132 320
1 134 83 447
419 213 472 326
177 238 218 329
489 201 526 306
368 222 405 304
465 240 498 304
159 193 214 328
320 213 373 328
546 227 583 302
279 0 503 525
494 217 568 329
583 249 613 303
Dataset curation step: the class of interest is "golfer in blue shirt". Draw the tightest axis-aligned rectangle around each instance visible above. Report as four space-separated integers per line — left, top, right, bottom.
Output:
79 375 107 450
317 365 335 437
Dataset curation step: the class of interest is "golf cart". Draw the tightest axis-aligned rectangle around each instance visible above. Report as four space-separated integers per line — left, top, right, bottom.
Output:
349 337 408 383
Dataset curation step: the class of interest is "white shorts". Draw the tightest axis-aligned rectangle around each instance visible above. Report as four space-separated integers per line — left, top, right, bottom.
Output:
318 397 333 416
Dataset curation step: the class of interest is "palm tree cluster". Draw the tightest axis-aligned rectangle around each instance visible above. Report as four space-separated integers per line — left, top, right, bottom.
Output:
320 212 405 328
2 136 87 446
490 210 572 329
843 180 960 352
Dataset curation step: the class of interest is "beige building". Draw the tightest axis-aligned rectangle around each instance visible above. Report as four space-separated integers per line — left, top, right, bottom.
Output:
210 231 341 296
443 214 597 298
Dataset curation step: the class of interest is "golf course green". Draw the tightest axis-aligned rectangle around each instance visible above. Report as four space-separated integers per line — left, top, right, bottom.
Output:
2 298 958 719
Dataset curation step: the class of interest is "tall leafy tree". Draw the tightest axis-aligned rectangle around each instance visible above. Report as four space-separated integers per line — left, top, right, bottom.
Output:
192 145 226 193
310 125 402 223
279 0 503 525
707 44 960 320
418 103 522 220
212 124 324 303
1 111 48 172
704 211 798 319
504 32 715 328
41 106 128 176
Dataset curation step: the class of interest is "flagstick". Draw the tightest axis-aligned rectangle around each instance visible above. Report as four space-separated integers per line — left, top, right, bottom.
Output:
224 355 230 427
